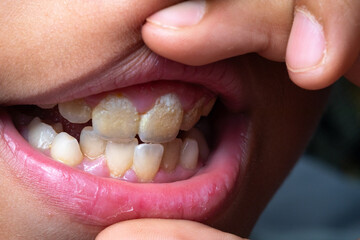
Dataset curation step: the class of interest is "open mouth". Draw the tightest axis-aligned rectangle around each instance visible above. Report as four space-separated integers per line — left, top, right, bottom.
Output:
0 54 250 226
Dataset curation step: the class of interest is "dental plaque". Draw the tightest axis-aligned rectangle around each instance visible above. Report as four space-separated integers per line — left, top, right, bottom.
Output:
15 82 216 183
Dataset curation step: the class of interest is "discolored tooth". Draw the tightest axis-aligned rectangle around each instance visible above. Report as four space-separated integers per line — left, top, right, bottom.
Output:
105 139 138 178
58 99 92 124
182 128 209 160
37 103 57 109
161 138 182 172
139 94 183 143
133 144 164 182
28 117 57 150
92 94 139 140
179 138 199 170
80 126 107 159
50 132 83 167
180 98 205 131
201 98 216 116
52 123 63 133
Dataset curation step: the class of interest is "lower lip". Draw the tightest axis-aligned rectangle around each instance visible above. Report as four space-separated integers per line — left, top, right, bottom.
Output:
0 110 248 226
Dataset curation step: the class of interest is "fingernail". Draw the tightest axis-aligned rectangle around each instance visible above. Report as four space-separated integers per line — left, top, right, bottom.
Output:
146 1 206 29
286 9 326 72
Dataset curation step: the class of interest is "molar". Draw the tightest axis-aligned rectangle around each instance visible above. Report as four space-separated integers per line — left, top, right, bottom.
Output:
50 132 83 167
80 126 107 159
27 117 57 150
58 99 92 124
161 138 182 172
179 138 199 170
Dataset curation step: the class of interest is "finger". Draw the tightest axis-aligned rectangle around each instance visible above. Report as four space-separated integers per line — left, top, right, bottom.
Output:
286 0 360 89
142 0 294 65
96 219 245 240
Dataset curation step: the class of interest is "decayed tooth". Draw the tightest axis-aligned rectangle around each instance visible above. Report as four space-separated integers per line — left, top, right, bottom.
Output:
180 98 205 131
28 117 57 150
179 138 199 170
201 98 216 116
161 138 182 172
133 144 164 182
80 126 107 159
182 128 209 160
50 132 83 167
58 99 92 124
105 139 138 178
52 122 63 133
92 95 139 140
139 94 183 143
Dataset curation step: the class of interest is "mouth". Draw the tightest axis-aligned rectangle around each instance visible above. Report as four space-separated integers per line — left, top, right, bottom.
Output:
0 52 250 226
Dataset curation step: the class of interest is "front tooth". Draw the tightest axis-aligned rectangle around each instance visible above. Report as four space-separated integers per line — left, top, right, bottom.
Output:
58 99 92 124
180 98 205 131
50 132 83 167
182 128 209 160
92 95 139 140
139 94 183 143
80 126 107 159
105 139 138 178
133 144 164 182
179 138 199 170
161 138 182 172
201 98 216 116
27 117 57 150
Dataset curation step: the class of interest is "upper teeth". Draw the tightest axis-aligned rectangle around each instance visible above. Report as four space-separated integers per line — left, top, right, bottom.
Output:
27 117 57 150
58 99 92 124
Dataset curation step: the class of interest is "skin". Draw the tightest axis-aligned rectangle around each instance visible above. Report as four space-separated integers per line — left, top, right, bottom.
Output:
0 0 357 239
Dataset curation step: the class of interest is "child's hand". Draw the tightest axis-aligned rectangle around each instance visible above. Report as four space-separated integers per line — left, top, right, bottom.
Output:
96 219 245 240
142 0 360 90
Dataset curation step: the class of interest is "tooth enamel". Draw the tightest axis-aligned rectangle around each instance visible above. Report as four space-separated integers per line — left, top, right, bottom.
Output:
36 103 57 109
58 99 92 124
105 139 138 178
179 138 199 170
182 128 209 160
161 138 182 172
133 144 164 182
180 98 205 131
50 132 83 167
92 95 139 140
80 126 107 159
201 98 216 116
139 94 183 143
27 117 57 150
52 122 63 133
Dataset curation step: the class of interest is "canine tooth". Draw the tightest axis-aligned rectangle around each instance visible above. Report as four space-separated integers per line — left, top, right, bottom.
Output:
80 126 106 159
133 144 164 182
92 95 139 140
105 139 138 178
28 117 57 150
139 94 183 143
161 138 182 172
180 98 204 131
183 128 209 160
201 98 216 116
179 138 199 170
50 132 83 167
58 99 92 124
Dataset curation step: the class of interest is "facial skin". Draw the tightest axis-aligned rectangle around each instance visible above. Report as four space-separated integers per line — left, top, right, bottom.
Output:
0 1 329 239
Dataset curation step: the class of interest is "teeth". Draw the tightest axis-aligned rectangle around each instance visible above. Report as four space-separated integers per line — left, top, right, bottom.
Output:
58 99 92 124
80 126 107 159
182 128 209 160
133 144 164 182
161 138 182 172
52 122 63 133
50 132 83 167
37 104 57 109
92 95 139 140
179 138 199 170
180 98 205 131
27 117 57 150
139 94 183 143
201 98 216 116
105 139 138 178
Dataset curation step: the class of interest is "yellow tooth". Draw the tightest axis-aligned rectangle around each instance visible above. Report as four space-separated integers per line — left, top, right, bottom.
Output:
58 99 92 124
105 139 138 178
182 128 209 160
28 117 57 150
92 95 139 140
37 103 56 109
179 138 199 170
161 138 182 172
201 98 216 116
139 94 183 143
180 98 205 131
80 126 107 159
52 122 63 133
50 132 83 167
133 144 164 182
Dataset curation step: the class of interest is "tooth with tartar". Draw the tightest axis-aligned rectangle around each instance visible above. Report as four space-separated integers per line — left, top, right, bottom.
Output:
80 126 107 159
58 99 91 124
201 98 216 116
182 128 209 160
133 144 164 182
161 138 182 172
180 98 205 131
50 132 83 167
139 94 183 143
179 138 199 170
105 139 138 178
28 117 57 150
92 95 139 140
